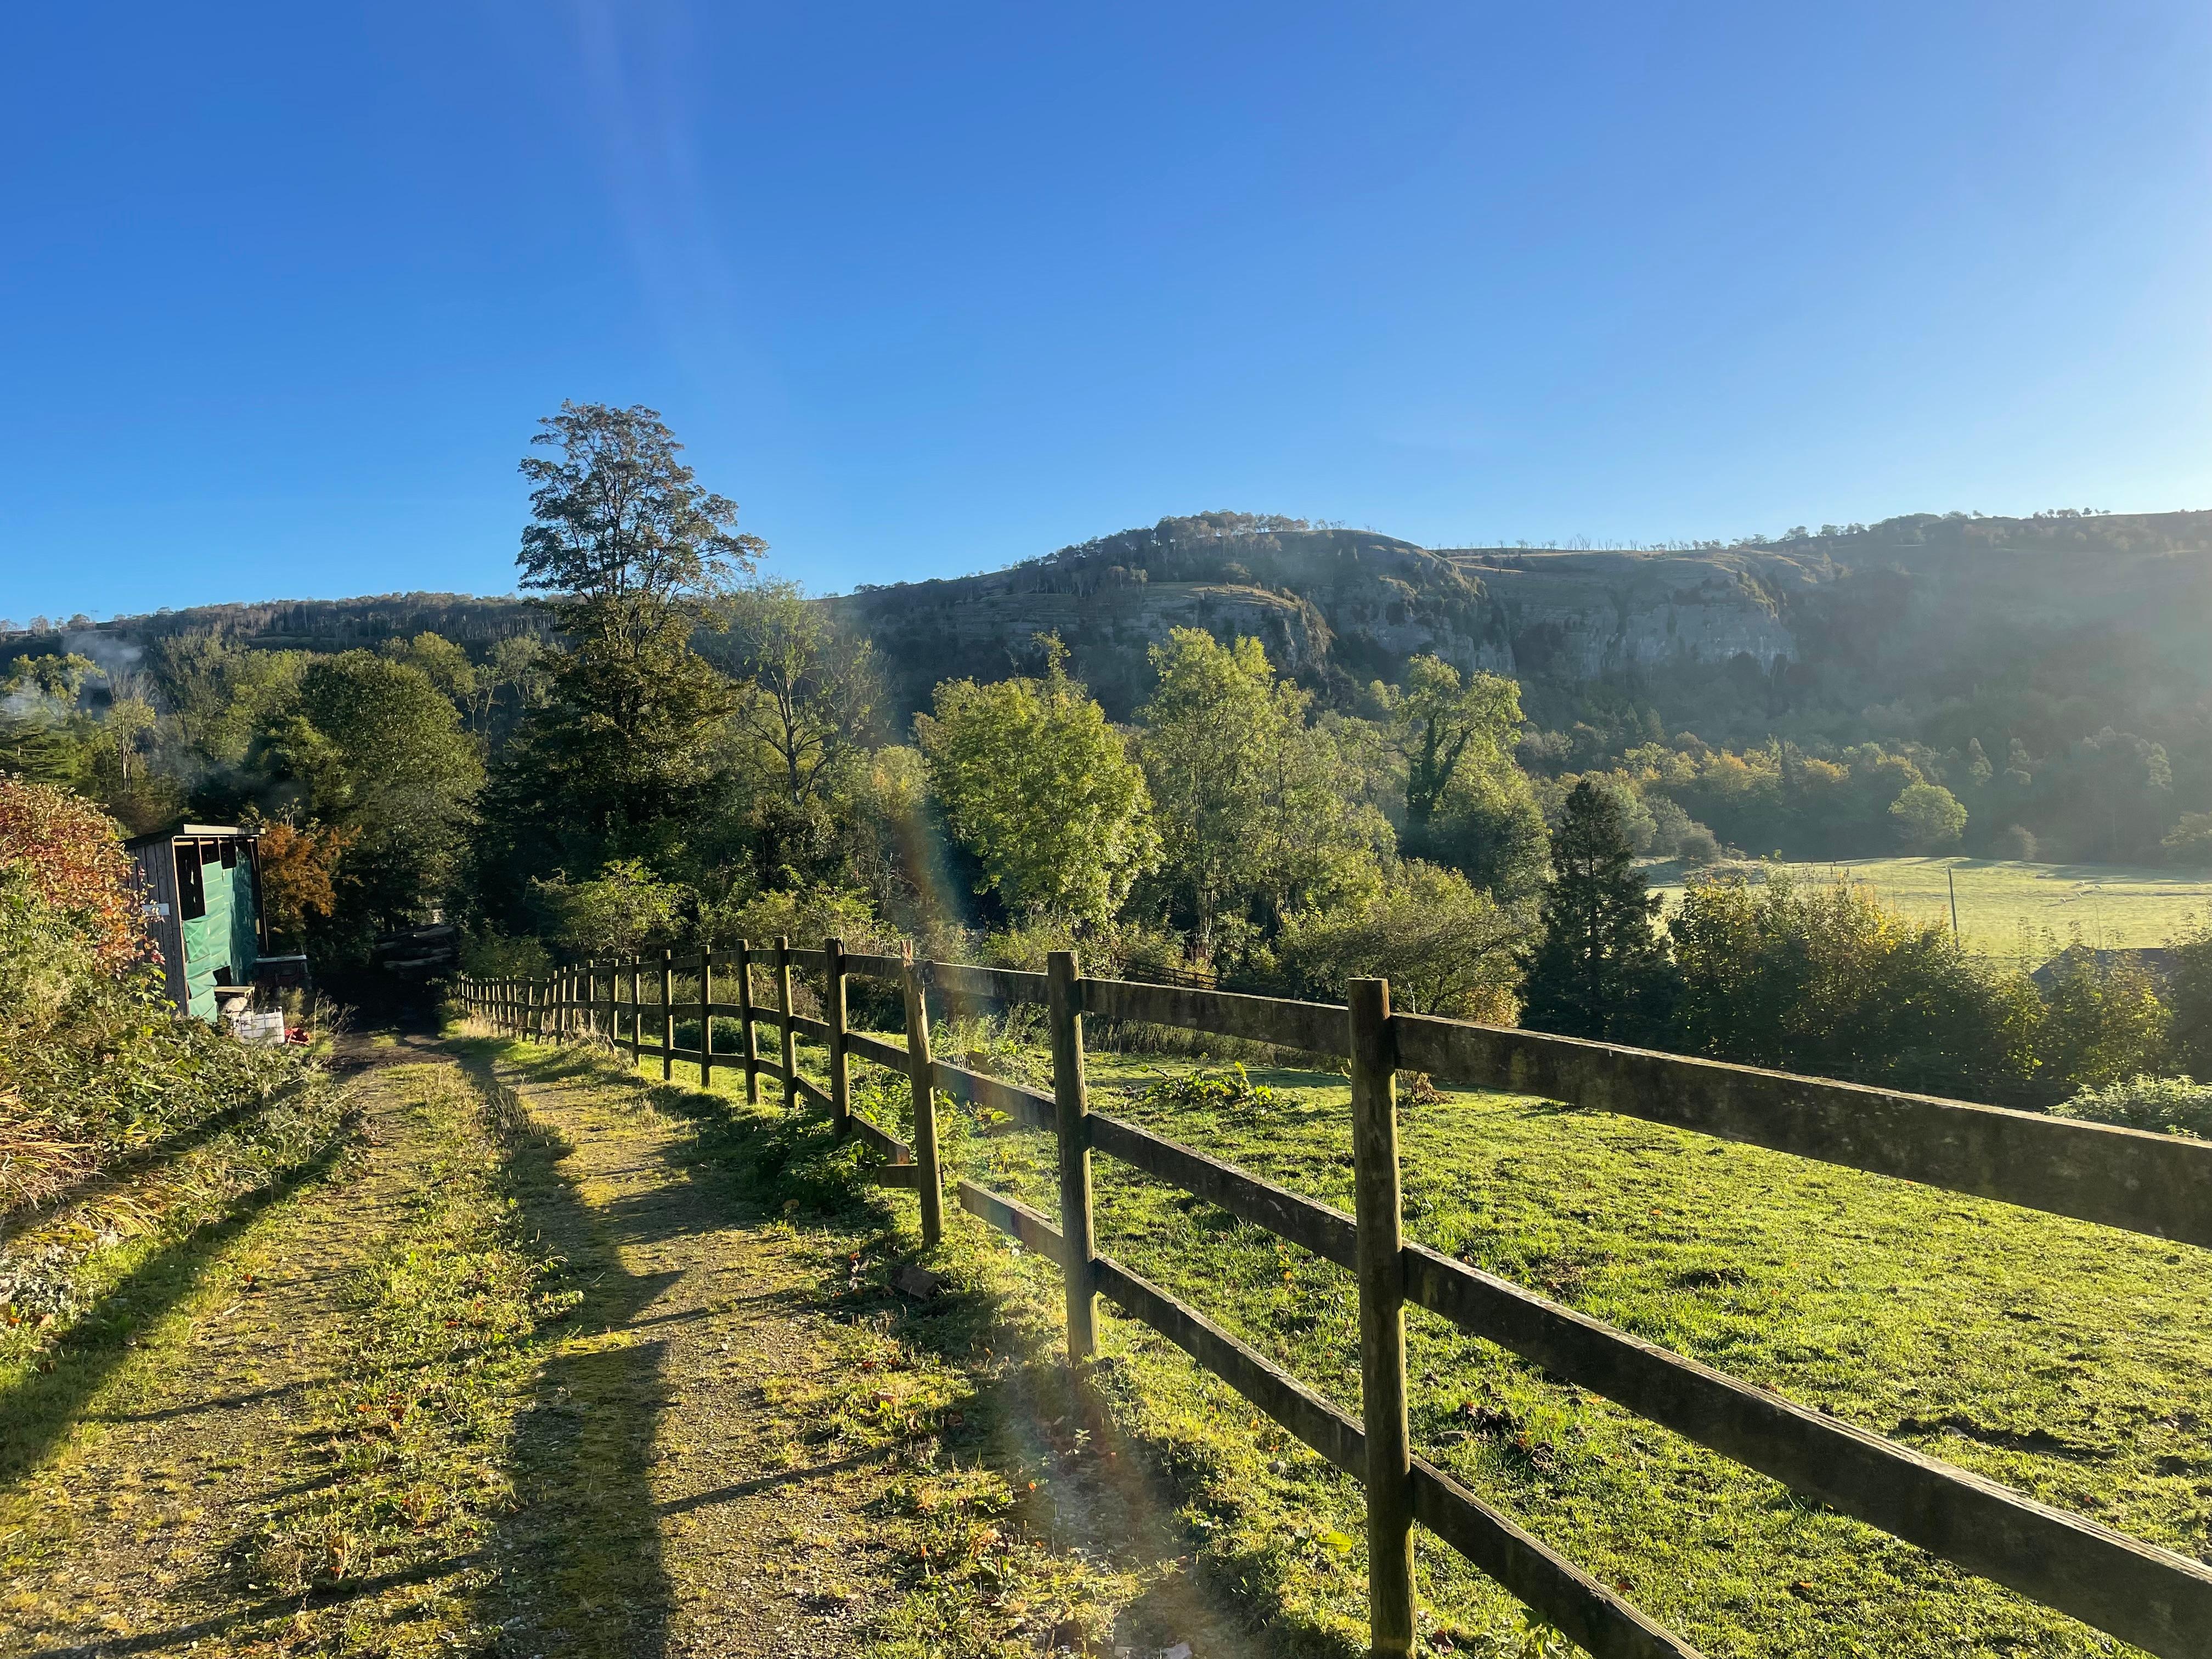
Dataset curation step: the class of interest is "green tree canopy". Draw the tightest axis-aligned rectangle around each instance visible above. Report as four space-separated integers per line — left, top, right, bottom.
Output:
1273 859 1521 1020
495 404 758 871
1518 780 1675 1042
714 580 879 808
915 642 1156 927
530 857 687 957
1889 781 1967 850
264 651 484 948
1136 629 1390 958
1372 656 1523 832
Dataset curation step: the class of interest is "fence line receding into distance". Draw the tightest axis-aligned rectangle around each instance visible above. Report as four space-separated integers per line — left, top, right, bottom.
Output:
460 940 2212 1659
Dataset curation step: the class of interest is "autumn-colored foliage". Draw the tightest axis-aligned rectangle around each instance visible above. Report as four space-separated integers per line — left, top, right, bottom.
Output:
257 820 354 944
0 776 149 972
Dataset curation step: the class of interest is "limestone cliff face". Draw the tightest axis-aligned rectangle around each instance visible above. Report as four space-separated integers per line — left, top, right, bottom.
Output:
836 508 2212 726
836 514 1830 719
1447 548 1826 680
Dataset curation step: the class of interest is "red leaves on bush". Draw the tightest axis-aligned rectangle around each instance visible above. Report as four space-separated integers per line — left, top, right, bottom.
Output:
0 776 151 972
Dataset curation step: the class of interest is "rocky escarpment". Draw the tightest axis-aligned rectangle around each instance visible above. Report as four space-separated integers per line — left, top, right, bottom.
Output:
835 512 1837 720
1443 547 1823 681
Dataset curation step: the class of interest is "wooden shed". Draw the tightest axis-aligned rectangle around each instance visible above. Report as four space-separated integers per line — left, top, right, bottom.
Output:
125 823 268 1022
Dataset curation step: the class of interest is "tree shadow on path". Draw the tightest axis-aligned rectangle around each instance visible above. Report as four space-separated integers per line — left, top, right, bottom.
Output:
453 1043 682 1659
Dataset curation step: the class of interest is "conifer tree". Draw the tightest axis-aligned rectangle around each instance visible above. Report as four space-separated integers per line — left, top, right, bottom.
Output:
1519 780 1676 1042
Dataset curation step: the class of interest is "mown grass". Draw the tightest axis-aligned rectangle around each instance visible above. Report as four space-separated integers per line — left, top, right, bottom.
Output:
0 1073 353 1487
565 1034 1252 1658
1647 854 2212 956
243 1062 577 1651
734 1014 2210 1659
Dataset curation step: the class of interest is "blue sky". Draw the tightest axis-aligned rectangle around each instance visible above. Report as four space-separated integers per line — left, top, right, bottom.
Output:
5 3 2209 622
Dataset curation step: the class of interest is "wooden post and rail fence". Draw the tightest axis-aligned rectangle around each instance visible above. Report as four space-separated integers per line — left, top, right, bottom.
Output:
460 944 2212 1659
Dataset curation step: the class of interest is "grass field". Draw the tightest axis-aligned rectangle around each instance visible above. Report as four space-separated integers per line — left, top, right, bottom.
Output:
817 1035 2212 1659
1645 855 2212 957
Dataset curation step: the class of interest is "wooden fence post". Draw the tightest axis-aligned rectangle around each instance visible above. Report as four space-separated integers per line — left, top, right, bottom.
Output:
825 936 851 1135
699 942 715 1090
1350 977 1415 1658
1046 950 1098 1361
737 939 760 1104
660 949 675 1081
775 936 797 1109
901 953 943 1246
627 956 641 1069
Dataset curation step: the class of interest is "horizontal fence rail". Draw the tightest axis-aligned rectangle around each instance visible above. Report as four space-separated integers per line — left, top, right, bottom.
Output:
458 940 2212 1659
1392 1013 2212 1249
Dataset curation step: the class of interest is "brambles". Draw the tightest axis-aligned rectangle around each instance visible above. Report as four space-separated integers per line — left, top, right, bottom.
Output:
2052 1073 2212 1138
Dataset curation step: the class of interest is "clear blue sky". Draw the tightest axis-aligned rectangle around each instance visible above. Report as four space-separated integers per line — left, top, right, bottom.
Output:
5 3 2209 622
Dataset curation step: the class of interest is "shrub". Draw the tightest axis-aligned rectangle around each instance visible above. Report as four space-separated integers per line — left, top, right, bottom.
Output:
531 857 688 956
2052 1074 2212 1139
1133 1063 1289 1116
2168 911 2212 1079
458 926 553 980
1676 823 1723 866
1671 872 2040 1099
2162 812 2212 867
2034 948 2170 1093
707 883 901 956
0 776 150 972
1274 859 1522 1021
1 861 301 1219
1890 781 1967 850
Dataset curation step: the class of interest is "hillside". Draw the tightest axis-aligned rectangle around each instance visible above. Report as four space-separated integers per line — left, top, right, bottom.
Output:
21 506 2212 761
822 511 2212 776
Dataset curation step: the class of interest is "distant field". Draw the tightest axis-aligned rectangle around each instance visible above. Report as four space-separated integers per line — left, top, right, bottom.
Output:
1645 855 2212 957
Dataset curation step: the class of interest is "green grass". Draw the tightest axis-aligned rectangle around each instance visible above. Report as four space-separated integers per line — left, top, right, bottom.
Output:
245 1063 575 1645
1646 855 2212 956
541 1035 1266 1658
853 1042 2212 1659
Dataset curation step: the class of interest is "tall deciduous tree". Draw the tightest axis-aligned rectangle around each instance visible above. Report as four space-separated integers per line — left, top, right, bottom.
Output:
916 641 1156 927
499 403 760 867
714 580 878 808
1374 656 1524 833
1137 628 1389 956
1519 780 1674 1042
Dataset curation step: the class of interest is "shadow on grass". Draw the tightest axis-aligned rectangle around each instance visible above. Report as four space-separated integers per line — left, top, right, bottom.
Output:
0 1125 357 1492
28 1551 488 1658
449 1039 683 1659
487 1036 1334 1657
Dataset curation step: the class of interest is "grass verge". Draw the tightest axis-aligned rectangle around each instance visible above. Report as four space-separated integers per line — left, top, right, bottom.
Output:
241 1061 576 1651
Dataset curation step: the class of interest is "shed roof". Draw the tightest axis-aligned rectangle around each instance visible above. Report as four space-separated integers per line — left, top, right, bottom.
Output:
122 822 255 849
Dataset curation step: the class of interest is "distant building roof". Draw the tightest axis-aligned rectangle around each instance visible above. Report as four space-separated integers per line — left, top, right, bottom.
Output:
2029 944 2175 990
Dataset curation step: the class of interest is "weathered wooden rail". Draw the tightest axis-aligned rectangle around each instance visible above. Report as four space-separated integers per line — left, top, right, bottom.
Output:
459 944 2212 1659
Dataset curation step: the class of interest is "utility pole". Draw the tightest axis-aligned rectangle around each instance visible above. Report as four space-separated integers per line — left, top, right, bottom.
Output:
1948 865 1960 946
